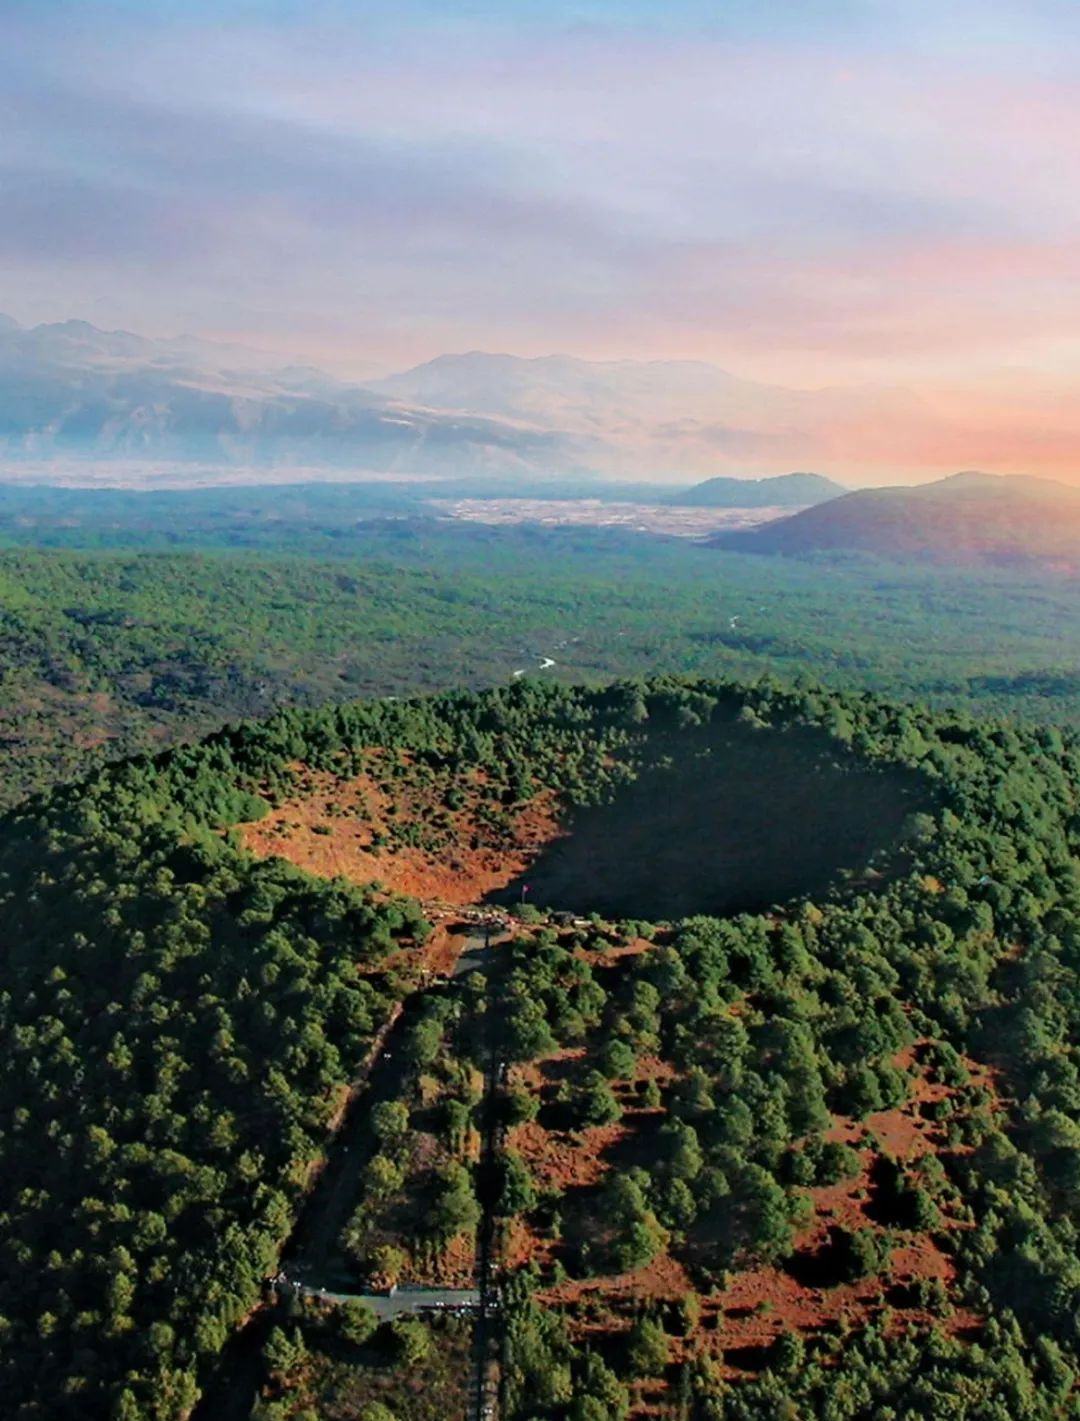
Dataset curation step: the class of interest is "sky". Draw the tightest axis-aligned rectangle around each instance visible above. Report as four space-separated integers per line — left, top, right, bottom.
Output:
7 0 1080 476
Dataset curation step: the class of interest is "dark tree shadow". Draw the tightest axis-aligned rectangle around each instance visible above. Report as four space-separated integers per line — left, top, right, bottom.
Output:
488 723 928 920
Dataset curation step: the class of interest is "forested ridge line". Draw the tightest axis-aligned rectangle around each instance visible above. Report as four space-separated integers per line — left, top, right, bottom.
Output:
0 533 1080 808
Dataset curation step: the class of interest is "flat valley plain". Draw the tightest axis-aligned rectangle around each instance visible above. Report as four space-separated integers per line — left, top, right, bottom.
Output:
428 499 794 538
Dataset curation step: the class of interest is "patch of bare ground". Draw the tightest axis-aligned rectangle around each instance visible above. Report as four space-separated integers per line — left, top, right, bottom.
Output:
403 1230 476 1289
575 935 662 967
236 760 566 906
702 1056 992 1374
510 1116 626 1195
508 1047 672 1189
703 1206 980 1383
542 1251 695 1318
707 1156 949 1373
420 922 470 977
359 1123 481 1289
511 1038 991 1398
502 1214 547 1273
375 920 474 982
630 1053 678 1088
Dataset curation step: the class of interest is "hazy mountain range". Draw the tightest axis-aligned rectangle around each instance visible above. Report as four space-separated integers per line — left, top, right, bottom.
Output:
668 472 845 507
0 314 933 484
0 316 573 479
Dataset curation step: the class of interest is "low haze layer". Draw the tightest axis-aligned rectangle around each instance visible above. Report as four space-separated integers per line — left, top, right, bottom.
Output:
0 312 1074 486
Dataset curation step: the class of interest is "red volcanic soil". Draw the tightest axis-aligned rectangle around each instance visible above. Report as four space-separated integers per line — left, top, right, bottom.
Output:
238 720 926 930
507 1036 990 1413
236 760 565 907
705 1115 969 1378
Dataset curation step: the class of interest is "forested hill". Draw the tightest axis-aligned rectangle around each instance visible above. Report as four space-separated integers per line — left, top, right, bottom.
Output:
717 470 1080 568
3 527 1080 808
4 675 1080 1416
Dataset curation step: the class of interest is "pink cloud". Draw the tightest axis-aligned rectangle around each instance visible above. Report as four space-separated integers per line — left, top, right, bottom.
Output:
8 3 1080 479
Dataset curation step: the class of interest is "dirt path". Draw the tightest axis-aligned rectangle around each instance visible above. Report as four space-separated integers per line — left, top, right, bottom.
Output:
465 930 516 1421
190 917 505 1421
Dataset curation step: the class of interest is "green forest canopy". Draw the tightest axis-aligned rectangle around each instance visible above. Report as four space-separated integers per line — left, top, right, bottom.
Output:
3 675 1080 1417
2 513 1080 805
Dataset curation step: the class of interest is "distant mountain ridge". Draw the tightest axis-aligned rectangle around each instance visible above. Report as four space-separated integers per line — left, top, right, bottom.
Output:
372 350 770 421
0 314 930 484
716 471 1080 569
371 351 931 481
668 471 845 508
0 315 582 478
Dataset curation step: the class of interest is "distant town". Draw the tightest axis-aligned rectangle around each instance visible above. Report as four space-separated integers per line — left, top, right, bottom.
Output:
432 498 793 539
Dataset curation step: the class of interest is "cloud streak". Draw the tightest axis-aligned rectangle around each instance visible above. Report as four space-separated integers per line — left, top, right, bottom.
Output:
6 2 1080 475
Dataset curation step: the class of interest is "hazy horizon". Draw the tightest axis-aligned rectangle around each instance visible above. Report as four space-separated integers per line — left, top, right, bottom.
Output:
8 2 1080 481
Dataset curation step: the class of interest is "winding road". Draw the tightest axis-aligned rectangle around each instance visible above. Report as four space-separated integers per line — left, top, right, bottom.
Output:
512 652 558 677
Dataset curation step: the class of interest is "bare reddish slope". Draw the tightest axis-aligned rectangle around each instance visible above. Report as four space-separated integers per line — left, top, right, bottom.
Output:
237 762 564 907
